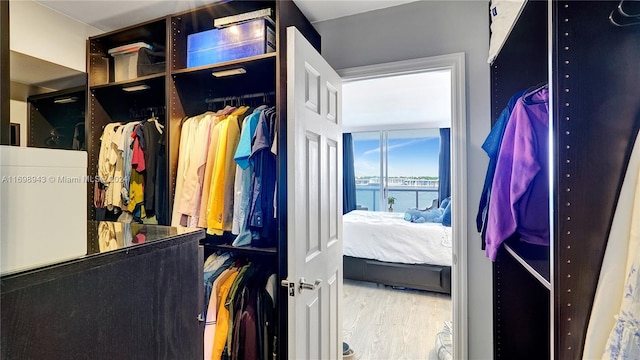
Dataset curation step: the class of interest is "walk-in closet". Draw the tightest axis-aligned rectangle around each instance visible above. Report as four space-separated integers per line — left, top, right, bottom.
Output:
490 1 640 358
84 0 337 358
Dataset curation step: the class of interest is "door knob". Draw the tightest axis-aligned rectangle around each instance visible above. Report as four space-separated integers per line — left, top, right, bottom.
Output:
299 277 322 292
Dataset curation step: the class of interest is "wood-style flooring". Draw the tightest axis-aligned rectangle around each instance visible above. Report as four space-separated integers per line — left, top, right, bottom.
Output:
342 279 452 360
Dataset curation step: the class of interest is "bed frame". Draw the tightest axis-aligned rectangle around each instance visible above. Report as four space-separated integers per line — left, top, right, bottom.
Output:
343 255 451 294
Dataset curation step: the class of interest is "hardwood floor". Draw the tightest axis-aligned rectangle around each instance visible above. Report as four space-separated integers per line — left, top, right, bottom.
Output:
342 279 452 360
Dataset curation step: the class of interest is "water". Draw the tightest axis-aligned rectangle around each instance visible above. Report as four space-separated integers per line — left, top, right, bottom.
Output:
355 186 439 212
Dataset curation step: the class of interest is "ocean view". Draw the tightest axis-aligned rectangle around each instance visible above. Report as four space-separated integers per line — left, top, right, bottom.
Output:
355 184 439 212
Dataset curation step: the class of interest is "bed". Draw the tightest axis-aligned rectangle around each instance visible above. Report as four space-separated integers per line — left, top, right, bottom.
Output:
343 210 452 294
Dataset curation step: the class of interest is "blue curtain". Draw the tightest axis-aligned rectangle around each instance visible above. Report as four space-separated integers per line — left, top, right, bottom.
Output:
343 133 357 214
439 128 451 204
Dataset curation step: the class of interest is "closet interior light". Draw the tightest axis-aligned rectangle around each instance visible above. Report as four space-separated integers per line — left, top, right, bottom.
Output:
53 97 78 104
211 68 246 77
122 84 150 92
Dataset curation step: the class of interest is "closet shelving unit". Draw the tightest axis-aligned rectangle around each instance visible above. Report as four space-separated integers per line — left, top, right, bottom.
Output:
28 85 86 150
492 1 640 359
87 17 168 221
86 1 320 357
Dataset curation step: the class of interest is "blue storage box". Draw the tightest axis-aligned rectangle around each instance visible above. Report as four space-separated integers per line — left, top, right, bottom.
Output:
187 19 275 68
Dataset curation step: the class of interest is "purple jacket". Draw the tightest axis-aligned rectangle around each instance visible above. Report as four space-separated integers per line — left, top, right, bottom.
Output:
485 88 550 261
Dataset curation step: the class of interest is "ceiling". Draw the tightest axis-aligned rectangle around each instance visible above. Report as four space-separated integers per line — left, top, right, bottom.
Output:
35 0 420 32
343 69 452 131
28 0 443 130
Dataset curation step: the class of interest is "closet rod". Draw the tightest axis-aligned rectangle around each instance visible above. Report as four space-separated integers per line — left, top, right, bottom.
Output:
204 91 275 104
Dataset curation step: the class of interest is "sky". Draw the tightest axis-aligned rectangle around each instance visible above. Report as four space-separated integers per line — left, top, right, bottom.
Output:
353 136 440 178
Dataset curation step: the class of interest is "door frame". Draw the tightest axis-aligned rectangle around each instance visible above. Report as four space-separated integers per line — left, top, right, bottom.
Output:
338 52 468 360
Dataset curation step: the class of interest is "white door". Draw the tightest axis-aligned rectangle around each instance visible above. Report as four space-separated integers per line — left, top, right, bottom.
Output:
285 26 343 360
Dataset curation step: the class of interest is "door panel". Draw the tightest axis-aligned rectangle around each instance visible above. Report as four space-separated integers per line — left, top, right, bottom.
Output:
286 26 342 360
328 139 338 246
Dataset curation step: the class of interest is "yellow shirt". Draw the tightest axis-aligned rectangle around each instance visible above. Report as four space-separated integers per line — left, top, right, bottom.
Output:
206 118 229 235
212 271 239 360
127 169 145 217
207 107 248 235
222 115 242 231
204 268 236 360
198 118 222 228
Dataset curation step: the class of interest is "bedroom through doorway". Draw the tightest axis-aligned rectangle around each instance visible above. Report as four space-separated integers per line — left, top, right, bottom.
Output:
339 54 467 360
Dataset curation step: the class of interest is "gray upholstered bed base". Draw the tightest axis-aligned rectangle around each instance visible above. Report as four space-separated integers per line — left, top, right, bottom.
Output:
343 255 451 294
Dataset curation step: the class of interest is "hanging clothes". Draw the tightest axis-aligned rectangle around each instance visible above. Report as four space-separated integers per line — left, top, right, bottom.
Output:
170 103 274 243
176 113 209 218
248 108 277 246
484 86 549 261
141 119 163 217
95 114 164 223
198 117 224 228
108 124 127 212
171 116 195 227
202 255 276 360
118 121 141 209
212 269 240 360
128 124 146 218
602 169 640 358
206 107 247 235
232 108 264 246
584 131 640 359
96 123 121 209
204 266 237 360
155 134 169 225
222 111 245 231
187 113 215 228
477 89 527 249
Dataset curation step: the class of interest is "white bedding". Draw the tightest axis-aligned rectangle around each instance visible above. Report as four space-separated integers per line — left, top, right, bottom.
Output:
343 210 452 267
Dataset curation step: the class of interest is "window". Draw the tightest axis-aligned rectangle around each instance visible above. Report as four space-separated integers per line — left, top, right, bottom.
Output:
353 129 440 212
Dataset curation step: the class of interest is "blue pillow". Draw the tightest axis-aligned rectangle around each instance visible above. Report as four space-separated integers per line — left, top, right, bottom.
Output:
404 208 443 223
439 197 451 210
440 200 452 227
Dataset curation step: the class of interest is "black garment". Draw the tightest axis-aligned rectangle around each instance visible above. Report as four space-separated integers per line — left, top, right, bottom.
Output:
155 135 168 225
141 121 162 214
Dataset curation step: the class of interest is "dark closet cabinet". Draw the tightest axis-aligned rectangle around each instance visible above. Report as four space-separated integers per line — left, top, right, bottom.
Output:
1 223 204 360
86 1 320 357
491 1 640 359
28 86 86 150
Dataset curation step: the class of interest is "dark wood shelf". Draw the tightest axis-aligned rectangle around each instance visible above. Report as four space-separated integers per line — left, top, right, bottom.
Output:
170 53 276 116
503 240 550 290
202 242 276 256
89 72 166 90
172 52 276 76
89 17 167 51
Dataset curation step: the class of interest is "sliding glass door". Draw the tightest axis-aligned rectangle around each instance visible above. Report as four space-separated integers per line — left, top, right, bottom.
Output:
352 131 382 211
352 129 440 212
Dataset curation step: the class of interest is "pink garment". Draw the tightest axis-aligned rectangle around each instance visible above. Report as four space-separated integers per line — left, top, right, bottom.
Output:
131 128 146 173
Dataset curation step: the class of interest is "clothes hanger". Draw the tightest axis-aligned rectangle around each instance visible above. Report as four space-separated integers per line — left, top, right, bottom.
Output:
610 0 640 27
618 0 640 17
147 111 165 134
610 9 640 26
521 82 548 104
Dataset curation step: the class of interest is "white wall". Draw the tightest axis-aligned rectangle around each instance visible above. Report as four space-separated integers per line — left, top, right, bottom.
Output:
313 2 493 359
9 0 101 72
10 100 27 147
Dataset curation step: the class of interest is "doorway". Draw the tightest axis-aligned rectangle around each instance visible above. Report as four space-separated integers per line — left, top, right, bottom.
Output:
339 53 467 359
